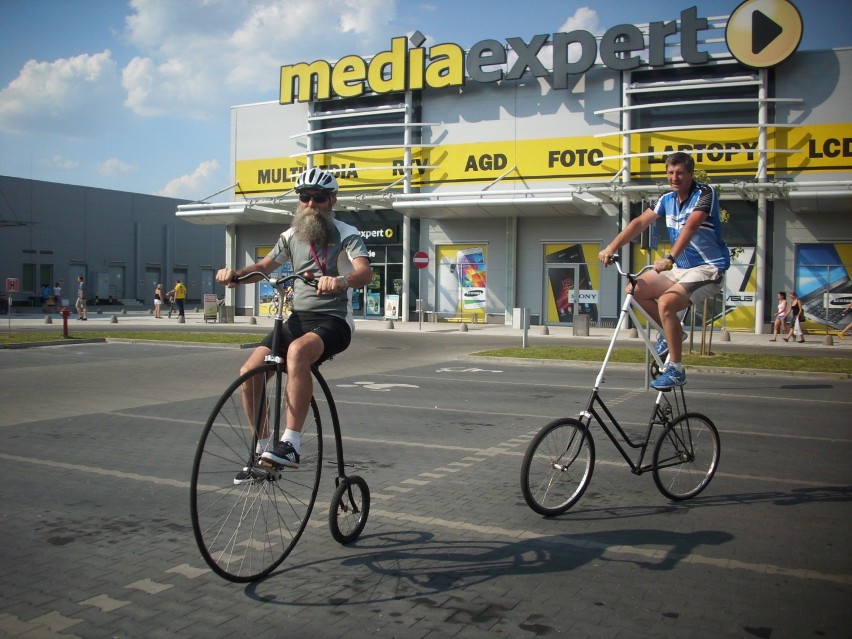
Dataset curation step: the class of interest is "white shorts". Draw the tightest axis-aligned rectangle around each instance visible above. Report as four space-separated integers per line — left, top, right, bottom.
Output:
659 265 723 306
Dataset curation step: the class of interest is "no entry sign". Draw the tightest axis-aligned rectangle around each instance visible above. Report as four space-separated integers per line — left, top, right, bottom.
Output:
413 251 429 269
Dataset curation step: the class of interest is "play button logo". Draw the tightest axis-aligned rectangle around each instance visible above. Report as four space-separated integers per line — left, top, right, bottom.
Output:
752 9 784 54
726 0 803 68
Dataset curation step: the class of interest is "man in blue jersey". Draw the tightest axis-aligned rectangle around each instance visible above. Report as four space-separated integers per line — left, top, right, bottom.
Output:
598 152 729 390
216 168 372 480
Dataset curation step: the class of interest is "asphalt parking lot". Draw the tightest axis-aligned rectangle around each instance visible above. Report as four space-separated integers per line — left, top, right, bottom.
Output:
1 321 850 638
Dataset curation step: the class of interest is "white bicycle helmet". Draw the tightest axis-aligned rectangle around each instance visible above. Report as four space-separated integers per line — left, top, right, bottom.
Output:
294 167 338 193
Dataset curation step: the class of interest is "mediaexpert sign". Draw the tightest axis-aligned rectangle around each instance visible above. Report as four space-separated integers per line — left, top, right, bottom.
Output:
279 2 803 104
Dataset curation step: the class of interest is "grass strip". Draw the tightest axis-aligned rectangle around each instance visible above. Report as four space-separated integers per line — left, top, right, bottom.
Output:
474 345 852 375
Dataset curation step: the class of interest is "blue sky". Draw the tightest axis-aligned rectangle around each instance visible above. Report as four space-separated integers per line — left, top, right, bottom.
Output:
0 0 848 202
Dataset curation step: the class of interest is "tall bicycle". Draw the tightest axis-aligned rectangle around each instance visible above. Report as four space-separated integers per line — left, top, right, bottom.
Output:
520 257 720 516
190 272 370 582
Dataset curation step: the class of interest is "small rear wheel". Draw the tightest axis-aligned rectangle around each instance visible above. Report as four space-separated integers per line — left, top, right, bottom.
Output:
653 412 720 501
329 475 370 544
520 418 595 516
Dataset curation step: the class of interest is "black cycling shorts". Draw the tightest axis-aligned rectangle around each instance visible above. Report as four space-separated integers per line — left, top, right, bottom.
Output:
260 311 351 364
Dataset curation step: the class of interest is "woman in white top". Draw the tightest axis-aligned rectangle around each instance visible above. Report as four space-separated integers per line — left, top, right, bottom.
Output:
770 291 787 341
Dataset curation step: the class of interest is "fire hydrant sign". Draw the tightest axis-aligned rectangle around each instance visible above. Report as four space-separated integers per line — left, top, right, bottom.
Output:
5 278 19 293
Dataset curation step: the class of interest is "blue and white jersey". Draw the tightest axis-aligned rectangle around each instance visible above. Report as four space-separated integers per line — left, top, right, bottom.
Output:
654 182 730 271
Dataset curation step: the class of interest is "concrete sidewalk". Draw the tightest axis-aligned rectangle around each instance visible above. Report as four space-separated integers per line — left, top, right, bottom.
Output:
4 305 851 354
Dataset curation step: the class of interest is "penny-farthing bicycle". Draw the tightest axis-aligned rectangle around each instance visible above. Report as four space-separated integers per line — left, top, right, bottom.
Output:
190 272 370 582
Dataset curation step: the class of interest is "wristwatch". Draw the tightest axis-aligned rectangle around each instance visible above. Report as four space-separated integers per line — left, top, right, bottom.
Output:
664 253 675 263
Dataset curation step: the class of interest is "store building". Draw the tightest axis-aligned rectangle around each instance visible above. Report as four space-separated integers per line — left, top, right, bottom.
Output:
0 175 223 309
177 1 852 333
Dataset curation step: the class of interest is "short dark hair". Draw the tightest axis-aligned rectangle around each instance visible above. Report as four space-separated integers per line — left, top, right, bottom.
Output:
665 151 695 173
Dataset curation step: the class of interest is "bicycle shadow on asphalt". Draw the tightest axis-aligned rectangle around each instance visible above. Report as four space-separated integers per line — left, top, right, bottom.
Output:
555 484 852 520
244 527 733 606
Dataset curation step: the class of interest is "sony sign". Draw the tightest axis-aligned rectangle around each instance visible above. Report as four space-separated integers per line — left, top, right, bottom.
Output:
280 6 711 104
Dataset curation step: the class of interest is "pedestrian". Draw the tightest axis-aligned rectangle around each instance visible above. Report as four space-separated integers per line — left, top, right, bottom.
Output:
598 151 729 390
840 302 852 338
770 291 788 341
215 167 371 482
168 280 187 318
784 291 804 342
41 283 52 313
75 276 88 320
153 284 164 318
53 282 62 309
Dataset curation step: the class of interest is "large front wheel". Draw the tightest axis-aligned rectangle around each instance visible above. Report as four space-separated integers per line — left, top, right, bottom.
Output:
653 412 720 501
190 363 323 582
520 418 595 516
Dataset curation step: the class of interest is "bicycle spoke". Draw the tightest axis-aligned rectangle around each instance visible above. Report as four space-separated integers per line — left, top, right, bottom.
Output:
653 412 720 501
190 364 323 582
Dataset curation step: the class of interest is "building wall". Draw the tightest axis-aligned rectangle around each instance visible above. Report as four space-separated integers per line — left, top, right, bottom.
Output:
0 176 223 306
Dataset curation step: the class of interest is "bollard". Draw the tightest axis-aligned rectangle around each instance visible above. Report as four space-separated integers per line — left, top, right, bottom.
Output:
61 306 70 338
627 327 639 338
178 315 185 324
122 308 127 315
459 322 468 332
385 320 395 329
111 315 118 323
249 316 257 325
721 331 731 342
45 315 53 324
823 335 834 346
540 325 549 335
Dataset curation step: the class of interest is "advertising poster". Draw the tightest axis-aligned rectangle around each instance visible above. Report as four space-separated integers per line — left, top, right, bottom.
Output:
436 244 487 322
384 294 400 320
544 243 600 325
722 247 756 330
366 291 382 316
795 243 852 332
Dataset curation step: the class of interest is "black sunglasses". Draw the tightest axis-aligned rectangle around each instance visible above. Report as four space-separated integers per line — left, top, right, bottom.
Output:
298 193 330 203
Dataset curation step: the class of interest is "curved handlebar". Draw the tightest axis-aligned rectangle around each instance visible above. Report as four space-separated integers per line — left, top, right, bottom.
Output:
607 255 655 280
231 271 317 289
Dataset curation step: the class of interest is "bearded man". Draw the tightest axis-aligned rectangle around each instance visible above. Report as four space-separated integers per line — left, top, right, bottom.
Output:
216 168 371 479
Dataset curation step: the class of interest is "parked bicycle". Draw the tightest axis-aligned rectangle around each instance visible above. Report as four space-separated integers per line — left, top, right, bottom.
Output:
266 285 294 318
520 256 720 516
190 271 370 582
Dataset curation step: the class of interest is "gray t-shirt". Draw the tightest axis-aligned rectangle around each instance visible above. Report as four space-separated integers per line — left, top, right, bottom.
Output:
267 218 369 331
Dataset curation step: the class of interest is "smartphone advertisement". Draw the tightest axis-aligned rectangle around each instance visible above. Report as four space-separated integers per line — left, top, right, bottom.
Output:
544 243 599 325
436 244 487 322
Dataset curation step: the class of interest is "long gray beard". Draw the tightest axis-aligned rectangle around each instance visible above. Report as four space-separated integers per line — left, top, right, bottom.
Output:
290 207 333 245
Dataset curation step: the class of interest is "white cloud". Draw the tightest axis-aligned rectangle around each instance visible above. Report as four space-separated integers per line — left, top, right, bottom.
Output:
158 159 220 199
120 0 398 119
0 51 123 136
559 6 601 34
97 158 135 176
42 155 79 170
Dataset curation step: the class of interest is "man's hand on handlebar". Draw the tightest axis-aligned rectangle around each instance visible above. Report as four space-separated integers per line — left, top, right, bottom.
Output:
598 250 618 266
216 268 238 287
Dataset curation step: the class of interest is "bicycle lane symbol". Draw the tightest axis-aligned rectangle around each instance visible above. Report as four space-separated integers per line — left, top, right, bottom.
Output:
336 381 420 392
435 366 503 373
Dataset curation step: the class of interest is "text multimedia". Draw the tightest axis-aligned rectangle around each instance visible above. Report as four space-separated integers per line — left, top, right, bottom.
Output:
280 7 711 104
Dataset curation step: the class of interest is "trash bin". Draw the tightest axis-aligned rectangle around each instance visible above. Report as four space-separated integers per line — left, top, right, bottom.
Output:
573 314 589 336
218 305 235 323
